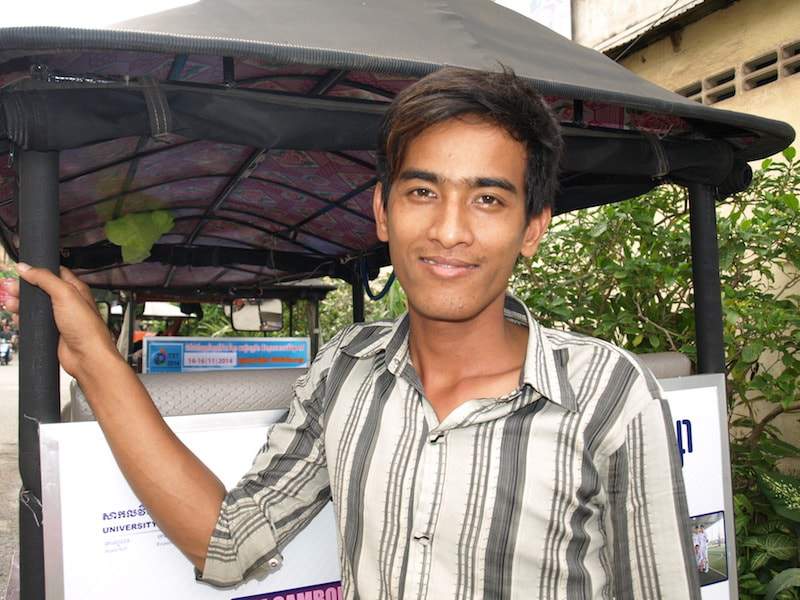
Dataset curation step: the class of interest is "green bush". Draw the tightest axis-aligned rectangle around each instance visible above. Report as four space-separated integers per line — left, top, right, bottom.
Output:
320 271 407 338
512 148 800 599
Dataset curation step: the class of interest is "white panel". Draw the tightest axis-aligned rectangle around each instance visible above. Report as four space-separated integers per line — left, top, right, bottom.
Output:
661 374 737 600
41 410 340 600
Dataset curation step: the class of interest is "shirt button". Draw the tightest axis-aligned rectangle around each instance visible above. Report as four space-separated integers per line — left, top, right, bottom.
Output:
413 533 431 546
268 557 282 569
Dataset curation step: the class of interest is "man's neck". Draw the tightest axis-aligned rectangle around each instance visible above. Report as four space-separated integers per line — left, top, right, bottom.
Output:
407 294 529 420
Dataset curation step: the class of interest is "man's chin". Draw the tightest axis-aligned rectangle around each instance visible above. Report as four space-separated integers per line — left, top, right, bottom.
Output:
407 295 489 324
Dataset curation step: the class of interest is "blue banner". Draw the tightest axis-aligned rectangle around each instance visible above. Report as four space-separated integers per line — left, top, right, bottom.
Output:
143 337 310 373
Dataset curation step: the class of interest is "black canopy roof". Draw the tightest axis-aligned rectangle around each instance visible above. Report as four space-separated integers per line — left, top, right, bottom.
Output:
0 0 794 293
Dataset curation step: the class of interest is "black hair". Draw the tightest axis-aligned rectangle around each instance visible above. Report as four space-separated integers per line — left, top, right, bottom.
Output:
376 66 563 219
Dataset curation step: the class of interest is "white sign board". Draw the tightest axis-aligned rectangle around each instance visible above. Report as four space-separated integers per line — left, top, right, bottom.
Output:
40 410 340 600
662 374 737 600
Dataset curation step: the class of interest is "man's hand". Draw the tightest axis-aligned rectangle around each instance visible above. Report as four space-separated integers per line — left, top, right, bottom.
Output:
1 263 120 377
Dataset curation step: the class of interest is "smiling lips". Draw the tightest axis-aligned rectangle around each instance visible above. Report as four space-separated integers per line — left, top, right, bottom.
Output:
419 255 479 278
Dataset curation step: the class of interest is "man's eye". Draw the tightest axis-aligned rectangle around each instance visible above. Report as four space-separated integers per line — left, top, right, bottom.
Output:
411 188 434 198
476 195 501 206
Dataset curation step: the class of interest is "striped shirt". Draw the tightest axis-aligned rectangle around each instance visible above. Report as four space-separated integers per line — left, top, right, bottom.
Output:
202 295 701 599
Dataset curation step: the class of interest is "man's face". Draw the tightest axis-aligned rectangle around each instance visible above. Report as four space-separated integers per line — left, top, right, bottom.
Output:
373 117 551 323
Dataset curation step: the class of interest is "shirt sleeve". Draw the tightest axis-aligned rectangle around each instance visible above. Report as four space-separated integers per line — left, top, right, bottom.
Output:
605 375 702 600
199 329 348 587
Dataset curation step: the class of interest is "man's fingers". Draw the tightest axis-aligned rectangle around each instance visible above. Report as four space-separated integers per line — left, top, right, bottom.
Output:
16 263 71 303
60 267 98 312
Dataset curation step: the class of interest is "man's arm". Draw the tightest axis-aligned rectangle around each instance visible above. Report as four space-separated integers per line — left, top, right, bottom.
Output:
6 266 225 571
606 378 701 599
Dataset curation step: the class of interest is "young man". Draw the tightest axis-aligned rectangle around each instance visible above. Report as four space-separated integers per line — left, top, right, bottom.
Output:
3 67 700 598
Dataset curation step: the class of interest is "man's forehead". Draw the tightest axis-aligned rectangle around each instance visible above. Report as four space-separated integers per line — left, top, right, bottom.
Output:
397 119 527 182
407 115 522 145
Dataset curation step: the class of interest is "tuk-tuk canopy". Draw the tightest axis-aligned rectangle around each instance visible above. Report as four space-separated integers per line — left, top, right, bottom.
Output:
0 0 794 292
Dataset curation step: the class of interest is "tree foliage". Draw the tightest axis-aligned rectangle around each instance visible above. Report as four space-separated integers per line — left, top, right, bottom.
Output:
319 271 407 340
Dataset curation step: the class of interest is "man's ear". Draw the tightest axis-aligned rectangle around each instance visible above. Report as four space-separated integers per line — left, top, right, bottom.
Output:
520 206 552 258
373 183 390 243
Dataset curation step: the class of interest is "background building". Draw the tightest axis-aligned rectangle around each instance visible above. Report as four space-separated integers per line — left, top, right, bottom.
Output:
588 0 800 141
498 0 800 141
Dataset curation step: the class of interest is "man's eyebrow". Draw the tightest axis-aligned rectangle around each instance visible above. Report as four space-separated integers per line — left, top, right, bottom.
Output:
397 170 518 193
469 177 517 193
397 169 441 184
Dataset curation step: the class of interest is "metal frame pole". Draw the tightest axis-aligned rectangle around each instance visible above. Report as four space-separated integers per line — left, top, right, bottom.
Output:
352 270 365 323
127 292 136 364
688 182 726 374
18 150 61 600
305 300 321 359
312 302 321 357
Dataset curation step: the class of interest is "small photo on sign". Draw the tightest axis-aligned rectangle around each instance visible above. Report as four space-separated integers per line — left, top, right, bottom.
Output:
689 510 728 587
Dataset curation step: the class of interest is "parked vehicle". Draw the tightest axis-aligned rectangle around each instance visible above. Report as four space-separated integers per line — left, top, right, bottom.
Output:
0 1 793 598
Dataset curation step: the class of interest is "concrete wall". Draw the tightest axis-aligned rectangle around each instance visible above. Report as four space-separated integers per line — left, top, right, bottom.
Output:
617 0 800 145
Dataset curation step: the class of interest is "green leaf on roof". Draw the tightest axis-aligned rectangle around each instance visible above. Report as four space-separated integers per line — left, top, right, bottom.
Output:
104 210 175 264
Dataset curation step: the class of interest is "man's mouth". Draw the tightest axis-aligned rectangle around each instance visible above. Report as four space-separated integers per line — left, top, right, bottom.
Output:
419 256 479 276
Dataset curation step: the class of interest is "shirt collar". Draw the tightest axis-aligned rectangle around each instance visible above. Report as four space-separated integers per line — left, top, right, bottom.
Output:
503 295 578 412
340 294 578 412
340 314 409 368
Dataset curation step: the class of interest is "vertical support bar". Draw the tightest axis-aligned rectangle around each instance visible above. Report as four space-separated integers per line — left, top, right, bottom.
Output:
18 150 61 600
288 301 295 337
352 271 365 323
126 293 136 366
688 183 726 374
306 300 321 359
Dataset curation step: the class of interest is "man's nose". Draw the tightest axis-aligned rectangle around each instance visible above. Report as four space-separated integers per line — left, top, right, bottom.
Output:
426 196 474 248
